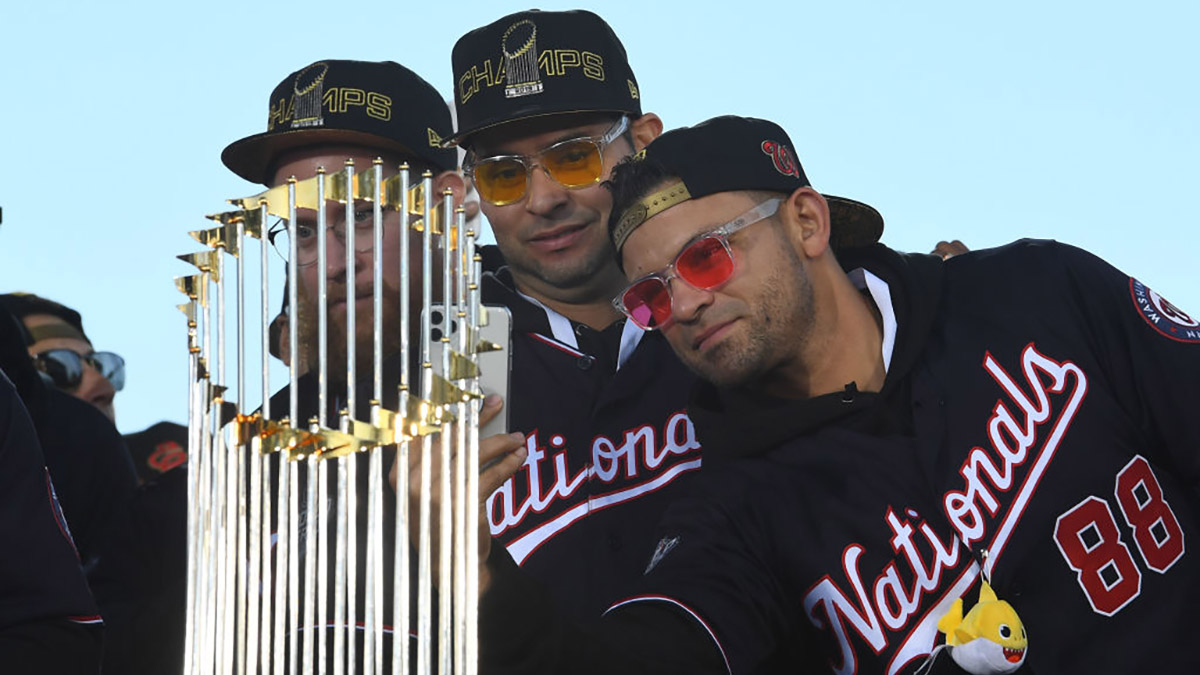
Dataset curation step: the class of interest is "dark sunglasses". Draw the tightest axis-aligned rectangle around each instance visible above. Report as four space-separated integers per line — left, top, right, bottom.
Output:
614 199 782 330
33 349 126 392
464 116 630 206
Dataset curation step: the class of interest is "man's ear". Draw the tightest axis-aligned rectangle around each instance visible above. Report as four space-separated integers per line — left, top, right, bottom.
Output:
630 113 664 151
433 170 467 209
783 187 831 259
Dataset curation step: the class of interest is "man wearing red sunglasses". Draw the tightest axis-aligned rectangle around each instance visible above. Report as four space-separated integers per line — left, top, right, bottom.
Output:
444 7 943 630
476 115 1200 673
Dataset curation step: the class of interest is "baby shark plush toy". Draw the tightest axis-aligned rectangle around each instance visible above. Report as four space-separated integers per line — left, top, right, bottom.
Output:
935 579 1028 674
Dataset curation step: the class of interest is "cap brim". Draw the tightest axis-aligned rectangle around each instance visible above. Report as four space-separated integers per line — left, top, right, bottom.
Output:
825 195 884 250
221 128 428 186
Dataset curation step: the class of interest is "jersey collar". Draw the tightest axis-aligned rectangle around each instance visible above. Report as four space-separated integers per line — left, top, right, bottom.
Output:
516 290 645 370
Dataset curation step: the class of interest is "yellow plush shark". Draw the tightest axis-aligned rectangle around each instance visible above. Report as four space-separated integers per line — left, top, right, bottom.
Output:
936 579 1028 674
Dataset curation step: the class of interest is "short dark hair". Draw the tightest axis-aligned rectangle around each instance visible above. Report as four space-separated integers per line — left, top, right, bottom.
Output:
0 293 88 342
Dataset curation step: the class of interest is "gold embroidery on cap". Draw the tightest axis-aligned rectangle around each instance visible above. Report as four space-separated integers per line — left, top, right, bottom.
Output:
291 62 329 129
612 181 692 250
627 79 639 100
458 19 608 104
427 128 443 148
503 20 544 99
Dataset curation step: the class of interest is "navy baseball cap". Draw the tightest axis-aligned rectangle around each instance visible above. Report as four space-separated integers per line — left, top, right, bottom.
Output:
222 60 457 185
0 293 88 344
446 9 643 147
610 115 883 252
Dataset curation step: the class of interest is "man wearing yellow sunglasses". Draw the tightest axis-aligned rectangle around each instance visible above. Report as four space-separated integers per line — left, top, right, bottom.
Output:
444 6 971 649
444 9 703 623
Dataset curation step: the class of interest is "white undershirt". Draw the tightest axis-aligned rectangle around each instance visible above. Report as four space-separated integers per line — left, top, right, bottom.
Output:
517 290 646 370
846 268 897 374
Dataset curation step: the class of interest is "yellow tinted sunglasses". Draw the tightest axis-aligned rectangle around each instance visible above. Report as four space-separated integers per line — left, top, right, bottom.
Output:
466 117 630 206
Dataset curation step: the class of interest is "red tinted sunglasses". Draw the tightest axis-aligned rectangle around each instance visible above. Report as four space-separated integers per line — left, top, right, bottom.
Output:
614 198 782 330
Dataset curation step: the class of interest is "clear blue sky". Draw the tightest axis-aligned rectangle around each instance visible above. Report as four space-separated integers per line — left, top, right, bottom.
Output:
2 0 1196 434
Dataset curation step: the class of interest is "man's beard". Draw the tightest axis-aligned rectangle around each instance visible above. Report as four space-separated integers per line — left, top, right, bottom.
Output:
684 255 816 392
498 227 618 295
294 280 404 384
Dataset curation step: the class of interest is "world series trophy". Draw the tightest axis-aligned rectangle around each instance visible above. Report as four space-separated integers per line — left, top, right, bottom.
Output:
176 161 491 675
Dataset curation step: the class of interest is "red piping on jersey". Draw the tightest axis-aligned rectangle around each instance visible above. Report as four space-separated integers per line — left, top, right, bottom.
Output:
68 615 104 625
528 332 586 357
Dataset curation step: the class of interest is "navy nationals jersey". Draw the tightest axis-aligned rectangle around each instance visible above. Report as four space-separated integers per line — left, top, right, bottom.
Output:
0 369 103 670
482 263 704 620
265 368 410 668
0 307 139 571
480 240 1200 674
257 255 703 661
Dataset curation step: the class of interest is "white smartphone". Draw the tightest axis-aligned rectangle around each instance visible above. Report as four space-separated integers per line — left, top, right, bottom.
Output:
423 304 513 439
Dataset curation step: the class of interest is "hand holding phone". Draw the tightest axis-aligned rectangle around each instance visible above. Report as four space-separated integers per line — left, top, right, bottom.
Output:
425 304 513 439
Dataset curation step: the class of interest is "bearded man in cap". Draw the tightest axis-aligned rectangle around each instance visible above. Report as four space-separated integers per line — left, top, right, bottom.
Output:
476 114 1200 674
441 7 972 628
223 59 466 390
220 59 497 670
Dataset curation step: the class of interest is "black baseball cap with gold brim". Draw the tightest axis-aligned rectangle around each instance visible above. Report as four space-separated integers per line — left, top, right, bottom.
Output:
446 9 643 148
609 115 883 254
222 60 456 185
